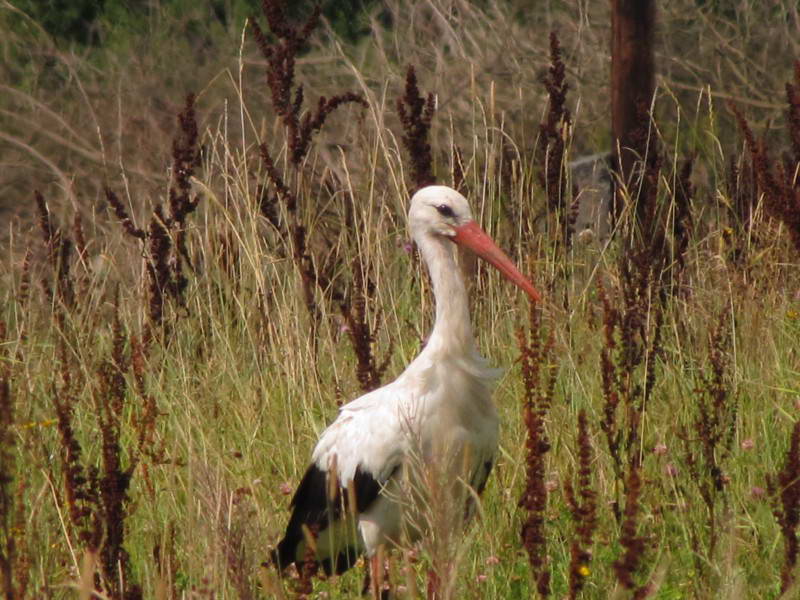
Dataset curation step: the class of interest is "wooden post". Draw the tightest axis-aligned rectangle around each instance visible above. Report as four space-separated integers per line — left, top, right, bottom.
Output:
610 0 656 219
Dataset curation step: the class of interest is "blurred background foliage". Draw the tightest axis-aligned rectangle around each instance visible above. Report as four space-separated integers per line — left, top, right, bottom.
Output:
8 0 381 47
1 0 798 230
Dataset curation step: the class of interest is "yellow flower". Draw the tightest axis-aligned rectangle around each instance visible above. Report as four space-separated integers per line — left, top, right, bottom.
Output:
578 565 590 577
787 309 799 321
18 419 57 430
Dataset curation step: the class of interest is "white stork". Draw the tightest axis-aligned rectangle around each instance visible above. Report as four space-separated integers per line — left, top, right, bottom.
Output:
270 185 540 586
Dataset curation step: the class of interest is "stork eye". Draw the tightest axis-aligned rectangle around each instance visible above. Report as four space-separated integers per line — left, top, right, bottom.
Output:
435 204 455 218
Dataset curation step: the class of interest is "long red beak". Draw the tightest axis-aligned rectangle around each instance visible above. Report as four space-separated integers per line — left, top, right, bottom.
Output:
451 221 541 302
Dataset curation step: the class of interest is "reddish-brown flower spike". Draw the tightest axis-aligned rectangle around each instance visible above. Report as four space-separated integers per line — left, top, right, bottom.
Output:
293 93 368 165
34 190 75 310
731 99 800 254
34 190 56 249
169 93 200 223
567 409 597 599
339 255 394 393
613 465 646 590
517 303 554 596
773 420 800 593
105 188 145 240
536 30 572 226
260 0 294 40
397 65 436 192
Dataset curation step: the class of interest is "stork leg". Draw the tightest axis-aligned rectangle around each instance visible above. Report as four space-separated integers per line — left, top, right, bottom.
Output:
371 553 383 599
361 546 388 599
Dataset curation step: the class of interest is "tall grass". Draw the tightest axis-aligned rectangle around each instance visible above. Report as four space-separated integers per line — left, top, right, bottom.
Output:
1 0 800 598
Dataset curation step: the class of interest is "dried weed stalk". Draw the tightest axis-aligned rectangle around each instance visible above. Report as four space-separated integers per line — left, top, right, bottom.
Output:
50 295 164 599
564 410 597 599
768 420 800 594
106 93 201 341
730 78 800 255
611 94 663 248
0 322 31 599
92 309 139 598
535 31 575 246
252 0 367 354
35 191 75 312
516 304 556 597
626 101 663 246
682 309 736 563
598 277 664 499
612 465 650 597
251 0 366 168
614 101 695 301
397 65 436 192
339 256 394 393
52 339 101 554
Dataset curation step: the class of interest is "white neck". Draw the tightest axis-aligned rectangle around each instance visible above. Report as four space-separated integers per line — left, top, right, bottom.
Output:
417 233 475 356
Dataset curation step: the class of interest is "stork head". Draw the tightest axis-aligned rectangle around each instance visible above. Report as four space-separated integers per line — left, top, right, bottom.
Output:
409 185 474 237
409 185 541 302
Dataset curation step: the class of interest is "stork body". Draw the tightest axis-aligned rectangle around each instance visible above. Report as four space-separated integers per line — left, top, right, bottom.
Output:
271 186 540 576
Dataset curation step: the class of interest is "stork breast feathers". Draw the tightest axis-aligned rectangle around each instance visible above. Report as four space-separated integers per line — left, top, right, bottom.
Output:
310 354 500 490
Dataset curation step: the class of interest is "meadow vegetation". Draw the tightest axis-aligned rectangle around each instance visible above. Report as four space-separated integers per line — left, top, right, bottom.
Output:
1 0 800 597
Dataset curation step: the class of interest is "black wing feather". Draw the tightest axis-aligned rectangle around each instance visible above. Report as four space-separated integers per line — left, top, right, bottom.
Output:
474 460 494 495
464 460 494 521
271 463 385 575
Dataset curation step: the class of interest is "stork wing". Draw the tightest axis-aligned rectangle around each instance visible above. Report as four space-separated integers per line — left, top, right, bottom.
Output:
272 385 411 574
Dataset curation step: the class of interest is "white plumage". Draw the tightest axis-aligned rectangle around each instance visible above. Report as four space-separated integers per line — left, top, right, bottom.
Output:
271 185 540 580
